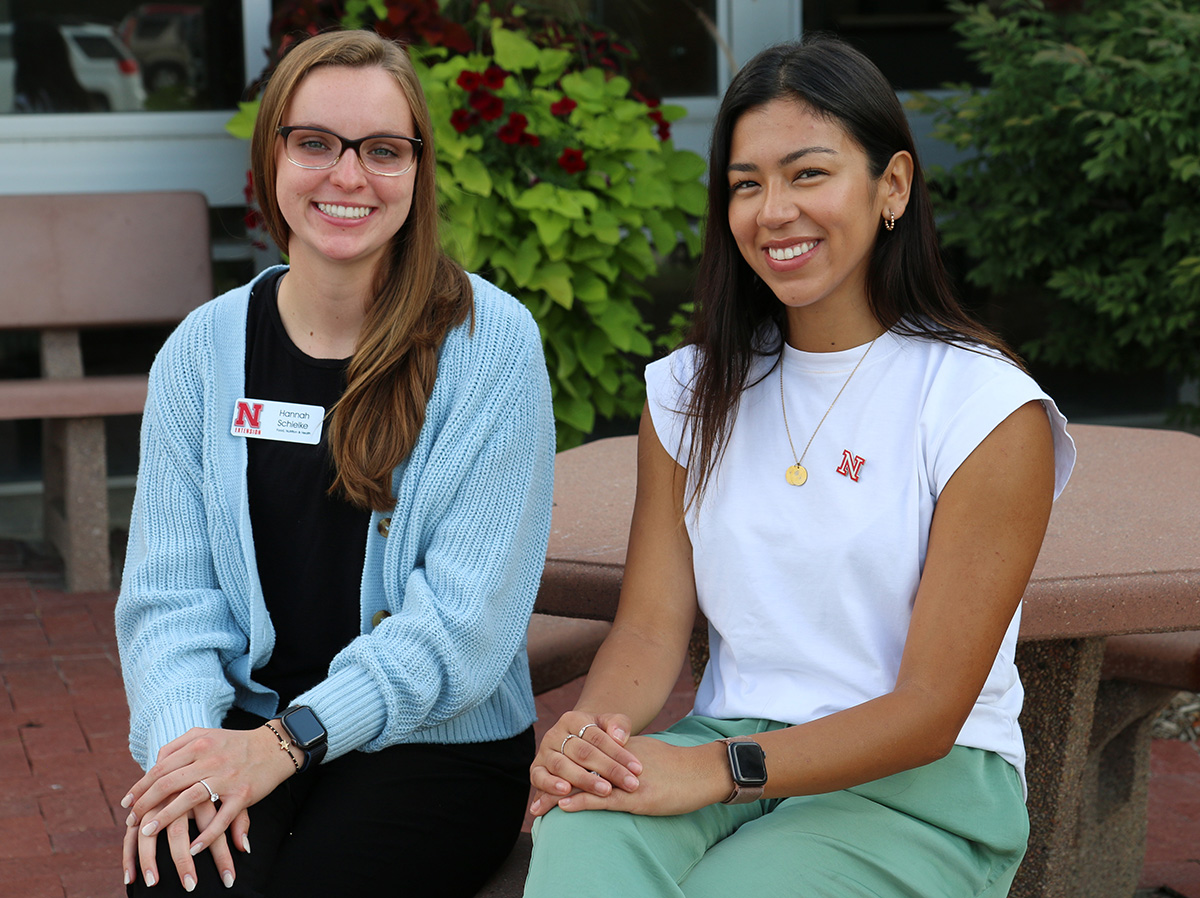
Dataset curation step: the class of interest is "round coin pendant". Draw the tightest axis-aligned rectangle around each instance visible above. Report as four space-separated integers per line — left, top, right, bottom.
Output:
786 464 808 486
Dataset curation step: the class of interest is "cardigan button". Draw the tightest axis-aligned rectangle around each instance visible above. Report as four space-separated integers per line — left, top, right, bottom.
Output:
377 517 391 538
371 610 391 628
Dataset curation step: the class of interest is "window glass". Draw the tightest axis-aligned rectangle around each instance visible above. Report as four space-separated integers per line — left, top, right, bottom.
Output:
1 0 245 113
802 0 984 90
591 0 718 98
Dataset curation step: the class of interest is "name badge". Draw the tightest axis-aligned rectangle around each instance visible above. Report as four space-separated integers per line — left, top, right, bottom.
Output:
230 398 324 445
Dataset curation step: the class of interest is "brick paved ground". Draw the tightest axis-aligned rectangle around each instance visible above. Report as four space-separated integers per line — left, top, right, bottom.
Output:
0 545 141 898
1 541 1196 898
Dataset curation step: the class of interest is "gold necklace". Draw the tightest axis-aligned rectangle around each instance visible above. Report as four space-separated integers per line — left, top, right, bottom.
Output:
780 337 878 486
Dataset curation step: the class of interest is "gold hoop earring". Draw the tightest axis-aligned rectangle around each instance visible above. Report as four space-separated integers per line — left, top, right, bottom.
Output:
884 210 895 232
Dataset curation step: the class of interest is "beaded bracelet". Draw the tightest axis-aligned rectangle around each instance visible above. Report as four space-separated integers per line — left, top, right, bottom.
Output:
263 721 300 770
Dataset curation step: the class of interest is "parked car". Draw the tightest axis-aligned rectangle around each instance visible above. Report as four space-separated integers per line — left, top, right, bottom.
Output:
118 4 205 95
0 21 146 113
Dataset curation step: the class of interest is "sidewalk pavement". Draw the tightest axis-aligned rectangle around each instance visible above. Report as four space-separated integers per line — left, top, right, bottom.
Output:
1 542 1196 898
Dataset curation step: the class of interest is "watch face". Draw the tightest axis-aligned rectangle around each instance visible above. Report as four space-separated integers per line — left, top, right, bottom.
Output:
282 706 326 747
730 742 767 784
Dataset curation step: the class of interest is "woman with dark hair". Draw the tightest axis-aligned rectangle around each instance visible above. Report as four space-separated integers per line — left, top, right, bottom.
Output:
115 29 554 897
524 36 1074 897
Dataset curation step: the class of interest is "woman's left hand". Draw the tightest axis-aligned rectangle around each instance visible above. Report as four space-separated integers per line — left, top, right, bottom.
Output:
122 791 246 890
540 736 730 817
121 724 295 888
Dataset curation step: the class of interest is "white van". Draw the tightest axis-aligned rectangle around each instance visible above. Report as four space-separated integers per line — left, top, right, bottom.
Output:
0 22 147 113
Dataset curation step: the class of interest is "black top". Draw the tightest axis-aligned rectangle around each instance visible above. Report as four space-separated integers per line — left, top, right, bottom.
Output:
245 271 368 707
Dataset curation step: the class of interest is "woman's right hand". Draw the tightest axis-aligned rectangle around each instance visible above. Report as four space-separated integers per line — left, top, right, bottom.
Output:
528 711 643 817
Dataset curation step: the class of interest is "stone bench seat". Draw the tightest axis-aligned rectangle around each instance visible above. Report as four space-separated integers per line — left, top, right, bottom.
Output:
1103 630 1200 692
486 423 1200 898
0 191 211 591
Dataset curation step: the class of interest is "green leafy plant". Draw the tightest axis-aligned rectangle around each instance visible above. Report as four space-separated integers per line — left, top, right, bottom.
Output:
230 1 706 447
911 0 1200 419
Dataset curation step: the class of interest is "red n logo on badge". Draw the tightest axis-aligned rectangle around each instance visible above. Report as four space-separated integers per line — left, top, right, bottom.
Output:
233 401 263 429
837 450 865 481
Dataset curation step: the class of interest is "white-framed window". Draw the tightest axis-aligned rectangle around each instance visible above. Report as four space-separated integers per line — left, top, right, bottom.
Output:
594 0 802 158
0 0 270 205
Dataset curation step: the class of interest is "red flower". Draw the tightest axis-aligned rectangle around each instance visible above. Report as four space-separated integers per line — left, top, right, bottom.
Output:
497 112 528 145
468 88 505 121
550 97 577 117
557 147 586 174
441 24 473 54
521 132 540 147
649 109 670 141
456 70 483 91
450 108 478 133
483 64 508 90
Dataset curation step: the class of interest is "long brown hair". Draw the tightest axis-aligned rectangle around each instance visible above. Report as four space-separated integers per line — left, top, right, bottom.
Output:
682 35 1020 505
251 30 472 511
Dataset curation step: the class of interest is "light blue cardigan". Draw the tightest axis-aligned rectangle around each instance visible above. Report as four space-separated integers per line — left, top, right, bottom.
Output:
116 267 555 770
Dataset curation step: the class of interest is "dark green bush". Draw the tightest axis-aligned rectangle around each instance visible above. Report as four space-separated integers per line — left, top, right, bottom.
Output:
912 0 1200 417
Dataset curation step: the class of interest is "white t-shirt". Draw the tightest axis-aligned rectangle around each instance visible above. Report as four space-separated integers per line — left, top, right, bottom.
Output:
645 328 1076 790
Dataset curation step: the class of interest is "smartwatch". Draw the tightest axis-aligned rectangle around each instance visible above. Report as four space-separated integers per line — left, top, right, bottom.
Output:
718 736 767 804
280 705 328 773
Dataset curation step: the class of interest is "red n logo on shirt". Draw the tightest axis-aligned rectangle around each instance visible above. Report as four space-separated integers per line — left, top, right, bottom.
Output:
837 450 865 481
233 401 263 429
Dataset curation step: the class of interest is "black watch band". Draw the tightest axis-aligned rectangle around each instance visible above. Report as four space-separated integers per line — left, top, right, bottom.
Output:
280 705 328 773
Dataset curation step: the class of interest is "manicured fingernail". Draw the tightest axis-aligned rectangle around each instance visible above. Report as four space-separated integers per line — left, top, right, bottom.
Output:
614 728 628 742
554 780 569 794
144 869 156 887
121 793 133 808
141 820 158 837
629 759 643 775
624 775 640 790
126 812 137 827
124 869 132 886
223 871 235 888
189 841 204 857
241 834 251 854
184 875 196 892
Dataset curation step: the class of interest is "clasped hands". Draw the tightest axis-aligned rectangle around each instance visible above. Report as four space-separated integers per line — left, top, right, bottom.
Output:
528 712 728 818
120 723 297 891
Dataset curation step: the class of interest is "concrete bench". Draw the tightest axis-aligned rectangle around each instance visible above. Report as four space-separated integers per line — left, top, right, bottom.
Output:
0 191 212 591
1102 631 1200 693
502 423 1200 898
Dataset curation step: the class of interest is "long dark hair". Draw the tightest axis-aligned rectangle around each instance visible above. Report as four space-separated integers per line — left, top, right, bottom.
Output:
681 35 1019 504
252 30 472 511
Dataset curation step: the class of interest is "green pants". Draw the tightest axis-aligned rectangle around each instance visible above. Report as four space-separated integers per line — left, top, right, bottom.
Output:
525 716 1027 898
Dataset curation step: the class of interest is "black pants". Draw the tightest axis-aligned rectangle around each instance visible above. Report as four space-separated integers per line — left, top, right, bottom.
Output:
127 709 534 898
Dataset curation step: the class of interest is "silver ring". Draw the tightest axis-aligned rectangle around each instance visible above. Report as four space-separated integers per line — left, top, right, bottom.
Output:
198 780 219 803
577 723 599 739
560 733 579 754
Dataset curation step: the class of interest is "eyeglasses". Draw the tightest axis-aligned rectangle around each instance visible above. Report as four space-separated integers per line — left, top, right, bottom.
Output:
277 125 423 177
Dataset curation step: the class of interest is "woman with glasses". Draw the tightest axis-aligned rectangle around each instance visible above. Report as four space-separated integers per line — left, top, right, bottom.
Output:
116 29 554 897
523 36 1075 897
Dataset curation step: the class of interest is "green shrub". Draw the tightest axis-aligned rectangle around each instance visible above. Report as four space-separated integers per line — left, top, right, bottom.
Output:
230 1 706 447
911 0 1200 417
